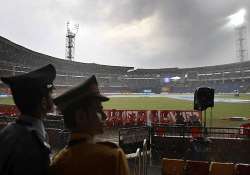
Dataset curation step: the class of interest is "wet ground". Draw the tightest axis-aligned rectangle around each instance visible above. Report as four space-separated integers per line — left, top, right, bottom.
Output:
106 93 250 103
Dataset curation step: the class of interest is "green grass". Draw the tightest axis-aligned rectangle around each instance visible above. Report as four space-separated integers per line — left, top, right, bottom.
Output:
103 97 192 110
0 97 14 105
103 97 250 127
1 96 250 127
216 94 250 100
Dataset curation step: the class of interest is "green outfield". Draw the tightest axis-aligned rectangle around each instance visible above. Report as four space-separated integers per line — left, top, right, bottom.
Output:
0 97 14 105
103 95 250 127
1 94 250 127
216 93 250 100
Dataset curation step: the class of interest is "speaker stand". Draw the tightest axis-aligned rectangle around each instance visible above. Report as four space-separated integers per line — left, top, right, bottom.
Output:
203 110 208 136
209 107 213 128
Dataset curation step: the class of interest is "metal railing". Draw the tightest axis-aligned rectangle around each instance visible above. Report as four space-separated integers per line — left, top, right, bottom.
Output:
152 125 250 139
0 116 64 129
133 139 148 175
0 116 16 123
142 139 147 175
134 148 141 175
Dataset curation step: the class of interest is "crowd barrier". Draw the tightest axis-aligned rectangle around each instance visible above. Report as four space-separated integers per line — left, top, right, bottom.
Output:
0 104 19 116
46 128 70 150
0 106 202 129
104 109 202 128
151 125 250 139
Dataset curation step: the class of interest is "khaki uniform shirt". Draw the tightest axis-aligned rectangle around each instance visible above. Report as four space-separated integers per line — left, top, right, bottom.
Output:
50 133 130 175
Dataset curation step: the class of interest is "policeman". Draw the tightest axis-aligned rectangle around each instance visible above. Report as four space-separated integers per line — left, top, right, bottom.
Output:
0 64 56 175
50 75 130 175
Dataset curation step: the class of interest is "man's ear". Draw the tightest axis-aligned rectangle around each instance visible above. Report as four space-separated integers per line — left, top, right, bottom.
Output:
41 96 53 113
41 97 47 112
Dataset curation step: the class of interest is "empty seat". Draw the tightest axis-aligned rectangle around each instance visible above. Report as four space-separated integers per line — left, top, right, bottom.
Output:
162 158 185 175
236 163 250 175
210 162 235 175
185 160 209 175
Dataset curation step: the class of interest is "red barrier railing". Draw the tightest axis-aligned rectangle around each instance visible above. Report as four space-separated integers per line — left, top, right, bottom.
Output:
0 105 203 129
104 109 202 128
0 104 19 116
240 123 250 137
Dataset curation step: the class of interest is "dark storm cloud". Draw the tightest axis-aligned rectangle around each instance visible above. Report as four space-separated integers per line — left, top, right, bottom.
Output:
144 0 249 67
74 0 250 68
71 0 159 25
124 0 250 68
0 0 250 68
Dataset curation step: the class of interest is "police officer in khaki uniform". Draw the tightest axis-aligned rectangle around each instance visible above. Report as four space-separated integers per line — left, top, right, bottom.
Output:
50 75 129 175
0 64 56 175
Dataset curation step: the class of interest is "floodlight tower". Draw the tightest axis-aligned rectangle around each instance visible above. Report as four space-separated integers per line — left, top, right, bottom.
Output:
65 21 79 61
229 9 248 62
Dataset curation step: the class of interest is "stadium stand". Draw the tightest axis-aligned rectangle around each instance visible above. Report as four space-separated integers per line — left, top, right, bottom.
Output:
3 36 250 175
1 35 250 94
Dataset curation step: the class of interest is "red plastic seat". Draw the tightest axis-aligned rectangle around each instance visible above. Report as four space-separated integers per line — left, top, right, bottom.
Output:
210 162 235 175
236 163 250 175
162 158 185 175
185 160 209 175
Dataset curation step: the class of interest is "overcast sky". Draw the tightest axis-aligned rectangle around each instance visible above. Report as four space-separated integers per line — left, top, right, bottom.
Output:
1 0 250 68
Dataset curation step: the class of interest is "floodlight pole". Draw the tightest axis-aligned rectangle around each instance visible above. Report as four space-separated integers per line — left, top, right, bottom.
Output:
65 21 79 61
235 25 248 62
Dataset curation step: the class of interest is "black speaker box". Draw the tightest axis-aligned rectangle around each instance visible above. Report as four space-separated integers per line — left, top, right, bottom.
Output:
194 87 214 111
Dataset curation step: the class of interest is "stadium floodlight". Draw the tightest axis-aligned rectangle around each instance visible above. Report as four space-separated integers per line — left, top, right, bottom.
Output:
66 21 79 61
170 76 181 81
228 8 247 27
227 8 248 62
164 77 170 83
67 21 79 34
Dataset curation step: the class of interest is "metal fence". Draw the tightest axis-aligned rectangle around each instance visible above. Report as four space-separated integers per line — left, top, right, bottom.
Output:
129 139 148 175
151 124 250 139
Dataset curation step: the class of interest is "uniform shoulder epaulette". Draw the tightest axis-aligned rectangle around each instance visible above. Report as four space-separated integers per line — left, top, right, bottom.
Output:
97 141 119 149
